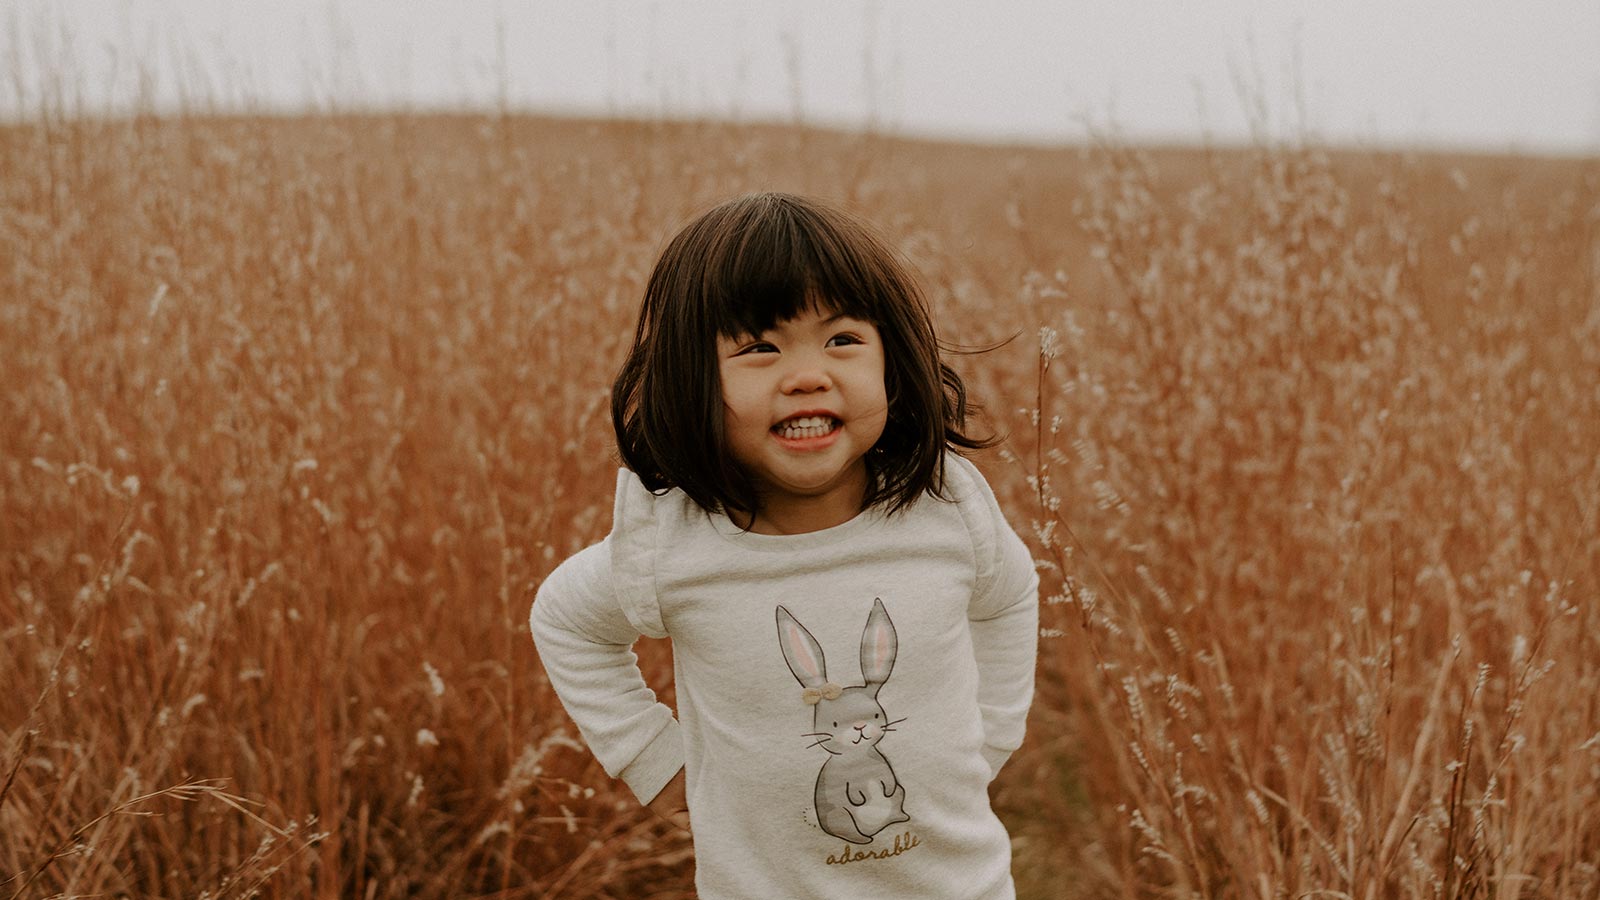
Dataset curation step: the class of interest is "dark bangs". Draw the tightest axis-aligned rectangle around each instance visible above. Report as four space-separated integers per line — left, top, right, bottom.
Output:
702 195 882 341
612 192 997 524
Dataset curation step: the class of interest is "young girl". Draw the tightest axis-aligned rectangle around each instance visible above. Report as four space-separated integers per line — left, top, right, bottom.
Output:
530 192 1039 899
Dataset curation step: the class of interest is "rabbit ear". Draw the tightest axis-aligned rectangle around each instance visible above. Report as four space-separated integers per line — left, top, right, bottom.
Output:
776 606 828 688
859 598 898 693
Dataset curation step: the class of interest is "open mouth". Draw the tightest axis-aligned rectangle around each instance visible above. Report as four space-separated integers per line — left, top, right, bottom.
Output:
772 415 842 441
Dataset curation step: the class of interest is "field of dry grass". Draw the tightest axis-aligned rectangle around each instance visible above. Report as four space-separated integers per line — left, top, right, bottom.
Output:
2 108 1597 898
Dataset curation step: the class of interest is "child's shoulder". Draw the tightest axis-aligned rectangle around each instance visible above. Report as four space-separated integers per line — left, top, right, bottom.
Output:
536 470 678 603
941 450 986 490
537 536 611 599
609 466 701 532
940 451 1007 514
936 452 1030 571
600 466 688 638
531 471 674 639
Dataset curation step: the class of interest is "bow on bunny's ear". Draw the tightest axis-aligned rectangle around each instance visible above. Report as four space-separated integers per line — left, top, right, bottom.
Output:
776 606 842 704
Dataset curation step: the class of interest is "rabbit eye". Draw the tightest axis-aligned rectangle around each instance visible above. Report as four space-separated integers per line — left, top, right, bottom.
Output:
832 722 838 728
874 713 880 719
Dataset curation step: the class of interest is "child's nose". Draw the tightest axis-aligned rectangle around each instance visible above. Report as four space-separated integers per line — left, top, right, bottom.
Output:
780 360 832 394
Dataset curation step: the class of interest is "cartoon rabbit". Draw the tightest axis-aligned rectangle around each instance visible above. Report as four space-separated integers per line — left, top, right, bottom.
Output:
776 598 910 845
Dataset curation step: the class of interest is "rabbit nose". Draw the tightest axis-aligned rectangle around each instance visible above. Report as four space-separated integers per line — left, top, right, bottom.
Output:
853 722 866 731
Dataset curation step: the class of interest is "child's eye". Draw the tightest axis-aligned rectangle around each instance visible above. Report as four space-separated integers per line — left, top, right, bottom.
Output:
736 342 778 355
826 333 863 347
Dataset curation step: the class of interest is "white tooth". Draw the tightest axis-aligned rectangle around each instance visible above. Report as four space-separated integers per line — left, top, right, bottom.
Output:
777 417 836 439
771 413 838 438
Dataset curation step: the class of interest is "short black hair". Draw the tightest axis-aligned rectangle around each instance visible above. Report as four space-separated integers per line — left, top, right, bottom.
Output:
611 192 996 523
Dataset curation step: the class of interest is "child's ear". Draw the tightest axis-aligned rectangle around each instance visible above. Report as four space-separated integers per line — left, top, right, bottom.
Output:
777 606 829 688
859 598 898 687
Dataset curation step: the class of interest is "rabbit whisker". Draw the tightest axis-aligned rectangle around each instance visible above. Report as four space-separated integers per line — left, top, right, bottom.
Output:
801 732 830 738
805 739 829 750
884 717 908 728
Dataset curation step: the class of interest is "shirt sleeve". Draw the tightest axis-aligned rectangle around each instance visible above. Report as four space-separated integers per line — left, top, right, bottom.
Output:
950 454 1040 781
529 538 685 804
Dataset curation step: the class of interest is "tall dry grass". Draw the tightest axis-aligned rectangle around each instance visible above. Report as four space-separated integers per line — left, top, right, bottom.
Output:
998 146 1600 898
1 101 1596 898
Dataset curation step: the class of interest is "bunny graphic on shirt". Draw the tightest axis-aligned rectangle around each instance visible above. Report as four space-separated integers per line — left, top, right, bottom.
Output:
776 598 911 845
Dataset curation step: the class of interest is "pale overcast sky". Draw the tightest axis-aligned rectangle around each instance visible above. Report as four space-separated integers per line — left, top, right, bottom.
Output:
9 0 1600 153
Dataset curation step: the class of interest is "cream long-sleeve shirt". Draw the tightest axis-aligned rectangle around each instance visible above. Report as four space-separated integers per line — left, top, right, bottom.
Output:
530 452 1039 900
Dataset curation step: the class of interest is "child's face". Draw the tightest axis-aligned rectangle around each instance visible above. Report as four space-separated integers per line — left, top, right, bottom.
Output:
717 306 888 530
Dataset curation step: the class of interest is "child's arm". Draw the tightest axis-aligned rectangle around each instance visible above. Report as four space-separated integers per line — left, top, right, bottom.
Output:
530 540 685 806
969 578 1038 779
957 458 1042 780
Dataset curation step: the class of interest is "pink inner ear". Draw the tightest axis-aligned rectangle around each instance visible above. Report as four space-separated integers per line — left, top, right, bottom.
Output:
786 622 821 678
872 628 889 670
